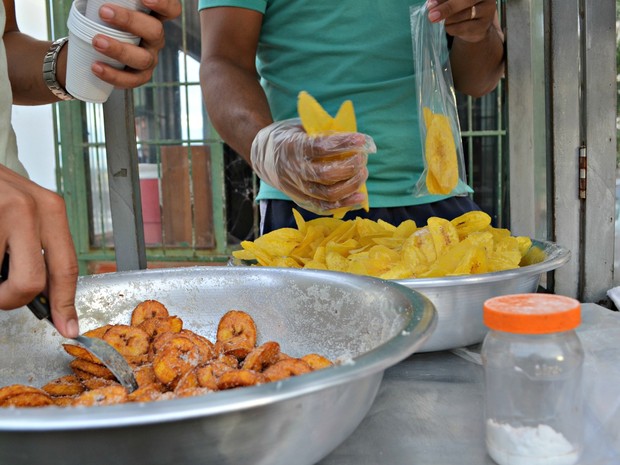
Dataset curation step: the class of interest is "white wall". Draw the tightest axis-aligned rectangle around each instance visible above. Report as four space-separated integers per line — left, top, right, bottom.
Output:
11 0 56 191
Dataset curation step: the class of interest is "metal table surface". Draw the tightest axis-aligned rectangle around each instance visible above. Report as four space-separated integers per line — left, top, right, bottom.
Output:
319 303 620 465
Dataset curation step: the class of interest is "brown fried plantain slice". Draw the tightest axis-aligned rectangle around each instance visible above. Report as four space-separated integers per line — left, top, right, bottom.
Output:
214 337 254 360
216 353 240 369
72 385 128 407
82 324 113 340
128 384 169 403
263 358 312 382
62 343 103 365
242 341 281 372
301 353 334 371
130 300 169 326
194 361 235 391
81 377 121 391
216 310 257 346
103 324 150 358
0 384 49 404
42 375 85 397
175 387 211 398
4 392 55 408
70 358 116 381
216 369 266 390
152 337 203 387
138 316 183 340
150 330 215 362
53 396 78 407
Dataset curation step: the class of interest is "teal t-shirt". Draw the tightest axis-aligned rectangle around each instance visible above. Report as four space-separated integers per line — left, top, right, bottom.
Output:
198 0 472 207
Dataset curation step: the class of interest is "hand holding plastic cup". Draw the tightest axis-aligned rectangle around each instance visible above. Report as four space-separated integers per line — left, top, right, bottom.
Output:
85 0 150 28
66 0 140 103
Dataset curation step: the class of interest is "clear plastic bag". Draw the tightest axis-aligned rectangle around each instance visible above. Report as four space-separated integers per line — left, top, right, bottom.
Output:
410 4 467 197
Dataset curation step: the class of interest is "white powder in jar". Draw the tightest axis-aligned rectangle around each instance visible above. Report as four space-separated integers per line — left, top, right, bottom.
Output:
486 419 580 465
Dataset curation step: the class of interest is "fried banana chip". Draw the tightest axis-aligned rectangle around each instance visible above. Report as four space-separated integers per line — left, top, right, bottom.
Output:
138 316 183 340
217 369 266 390
130 299 169 326
82 324 113 340
298 90 369 218
42 375 85 397
242 341 281 372
301 353 334 371
70 358 116 381
450 211 492 240
62 343 103 365
423 107 458 195
153 337 203 387
103 324 150 359
0 384 55 408
263 358 312 382
72 385 128 407
216 310 257 347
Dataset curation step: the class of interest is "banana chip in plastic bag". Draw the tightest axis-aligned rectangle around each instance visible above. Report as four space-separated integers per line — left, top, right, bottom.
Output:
411 4 467 197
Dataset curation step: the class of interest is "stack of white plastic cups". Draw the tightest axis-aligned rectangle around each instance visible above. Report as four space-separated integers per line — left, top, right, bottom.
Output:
65 0 149 103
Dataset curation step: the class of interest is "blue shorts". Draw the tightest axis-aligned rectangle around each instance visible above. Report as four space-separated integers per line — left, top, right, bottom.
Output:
260 196 482 234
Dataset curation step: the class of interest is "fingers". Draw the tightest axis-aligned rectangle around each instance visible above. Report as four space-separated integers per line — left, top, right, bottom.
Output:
89 0 181 88
310 132 377 159
37 193 80 339
141 0 183 22
0 167 79 338
0 172 46 310
282 164 369 209
309 151 367 184
307 166 369 204
281 172 369 215
96 5 165 45
427 0 496 42
91 34 156 89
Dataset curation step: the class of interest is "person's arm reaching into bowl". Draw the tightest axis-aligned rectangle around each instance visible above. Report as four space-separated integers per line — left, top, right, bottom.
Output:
0 0 181 337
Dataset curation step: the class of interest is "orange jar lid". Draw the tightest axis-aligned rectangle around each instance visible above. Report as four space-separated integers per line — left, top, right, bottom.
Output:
483 293 581 334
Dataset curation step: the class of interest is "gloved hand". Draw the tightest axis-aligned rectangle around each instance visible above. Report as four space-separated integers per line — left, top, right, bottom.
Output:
250 118 376 216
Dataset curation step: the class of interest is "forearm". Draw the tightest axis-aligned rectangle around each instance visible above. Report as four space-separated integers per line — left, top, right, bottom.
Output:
200 58 273 164
3 31 65 105
449 22 504 98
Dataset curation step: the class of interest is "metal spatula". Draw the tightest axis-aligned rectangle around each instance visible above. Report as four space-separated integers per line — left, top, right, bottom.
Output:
0 253 138 393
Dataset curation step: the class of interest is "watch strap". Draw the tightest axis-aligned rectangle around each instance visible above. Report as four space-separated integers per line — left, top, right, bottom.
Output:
42 37 76 101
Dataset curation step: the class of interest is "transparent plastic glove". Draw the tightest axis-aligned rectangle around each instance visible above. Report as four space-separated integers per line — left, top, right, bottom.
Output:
250 118 376 216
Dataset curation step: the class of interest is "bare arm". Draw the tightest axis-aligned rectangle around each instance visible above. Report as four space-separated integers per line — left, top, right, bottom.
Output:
199 7 272 163
428 0 504 97
3 0 182 105
2 0 58 104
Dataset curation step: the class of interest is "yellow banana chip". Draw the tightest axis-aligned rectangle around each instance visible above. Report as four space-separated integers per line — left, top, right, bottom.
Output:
233 208 541 279
427 217 460 257
297 91 369 218
332 100 356 132
450 211 492 240
297 91 333 134
423 107 458 195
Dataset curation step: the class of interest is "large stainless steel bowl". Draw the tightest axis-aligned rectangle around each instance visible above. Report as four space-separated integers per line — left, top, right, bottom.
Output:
0 266 436 465
397 239 571 352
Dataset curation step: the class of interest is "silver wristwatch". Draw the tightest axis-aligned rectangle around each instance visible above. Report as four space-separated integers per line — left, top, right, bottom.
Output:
42 37 76 101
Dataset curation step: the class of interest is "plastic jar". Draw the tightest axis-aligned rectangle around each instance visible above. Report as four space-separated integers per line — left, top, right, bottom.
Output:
481 293 584 465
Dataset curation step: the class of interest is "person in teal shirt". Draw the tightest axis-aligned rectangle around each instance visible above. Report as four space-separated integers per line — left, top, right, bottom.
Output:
198 0 504 234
